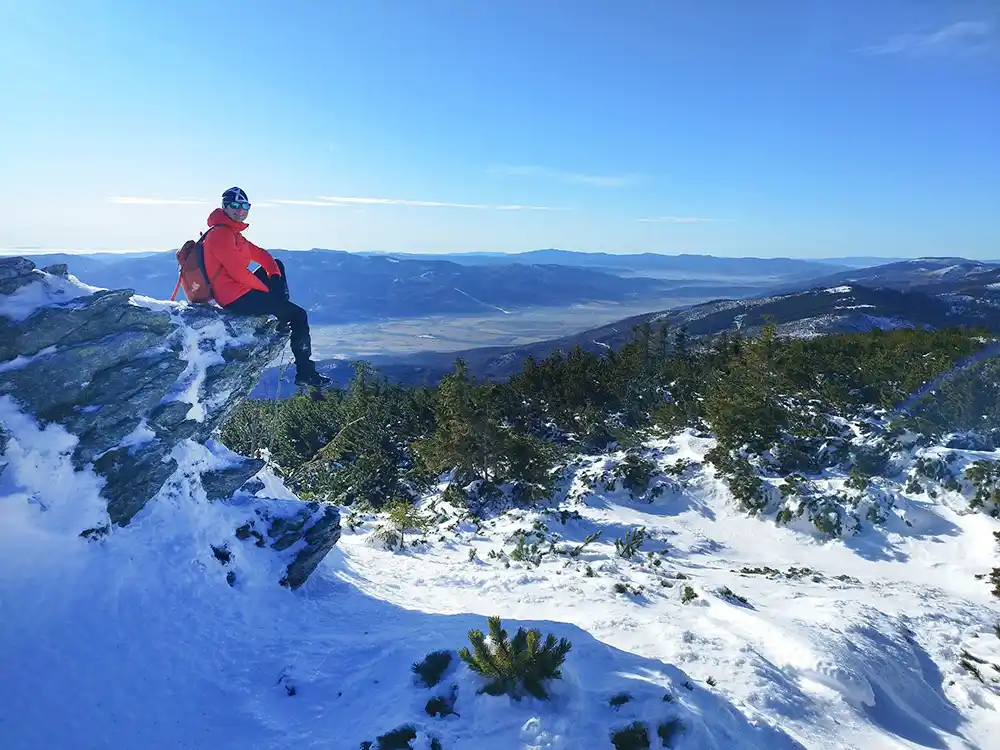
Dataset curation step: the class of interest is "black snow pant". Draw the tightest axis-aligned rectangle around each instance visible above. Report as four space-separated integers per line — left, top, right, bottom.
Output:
222 258 316 377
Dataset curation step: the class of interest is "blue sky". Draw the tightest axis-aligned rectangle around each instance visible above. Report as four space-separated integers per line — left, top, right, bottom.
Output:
0 0 997 257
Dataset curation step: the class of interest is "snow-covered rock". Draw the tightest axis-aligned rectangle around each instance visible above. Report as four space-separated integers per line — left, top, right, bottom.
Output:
0 257 341 589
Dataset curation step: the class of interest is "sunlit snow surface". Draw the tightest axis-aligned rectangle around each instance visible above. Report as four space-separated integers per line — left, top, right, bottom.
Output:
2 414 999 748
1 269 999 748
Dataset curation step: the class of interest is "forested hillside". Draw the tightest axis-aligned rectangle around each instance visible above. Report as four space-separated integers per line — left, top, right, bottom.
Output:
224 323 1000 540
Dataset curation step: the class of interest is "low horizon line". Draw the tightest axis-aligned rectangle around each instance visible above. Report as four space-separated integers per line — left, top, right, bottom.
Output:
0 246 975 262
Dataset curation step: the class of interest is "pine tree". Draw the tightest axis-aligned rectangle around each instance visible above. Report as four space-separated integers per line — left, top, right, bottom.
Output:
288 362 430 508
458 615 572 700
704 324 790 453
415 358 483 482
504 430 561 502
416 361 557 500
219 392 343 471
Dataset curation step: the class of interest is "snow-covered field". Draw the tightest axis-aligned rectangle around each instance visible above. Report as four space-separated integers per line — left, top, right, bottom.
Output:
2 393 999 749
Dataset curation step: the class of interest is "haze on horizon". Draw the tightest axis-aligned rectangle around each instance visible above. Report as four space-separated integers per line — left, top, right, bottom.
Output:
1 1 997 259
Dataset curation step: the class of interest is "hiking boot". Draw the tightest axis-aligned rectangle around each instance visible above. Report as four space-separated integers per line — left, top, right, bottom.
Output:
294 367 333 390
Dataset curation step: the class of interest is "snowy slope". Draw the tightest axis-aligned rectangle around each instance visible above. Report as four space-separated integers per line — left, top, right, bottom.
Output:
0 397 795 749
338 432 1000 749
3 402 1000 748
2 263 1000 749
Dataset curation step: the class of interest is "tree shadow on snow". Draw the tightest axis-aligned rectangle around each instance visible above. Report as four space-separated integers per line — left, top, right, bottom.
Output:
838 500 964 564
284 548 808 750
579 483 719 522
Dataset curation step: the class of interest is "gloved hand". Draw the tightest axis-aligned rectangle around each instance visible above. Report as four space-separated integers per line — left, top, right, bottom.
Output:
267 274 288 300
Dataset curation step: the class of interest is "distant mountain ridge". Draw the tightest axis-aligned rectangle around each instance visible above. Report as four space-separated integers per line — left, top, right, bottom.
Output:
271 266 1000 391
771 257 1000 295
357 248 851 278
0 249 670 323
1 248 850 325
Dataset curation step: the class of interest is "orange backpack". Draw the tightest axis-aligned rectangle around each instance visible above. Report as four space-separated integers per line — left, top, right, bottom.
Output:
170 225 228 303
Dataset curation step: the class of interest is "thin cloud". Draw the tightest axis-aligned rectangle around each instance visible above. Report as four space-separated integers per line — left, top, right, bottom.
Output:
494 205 566 211
638 216 715 223
495 165 639 187
270 199 349 207
317 195 565 211
110 194 566 211
110 197 337 209
861 20 994 56
108 197 209 206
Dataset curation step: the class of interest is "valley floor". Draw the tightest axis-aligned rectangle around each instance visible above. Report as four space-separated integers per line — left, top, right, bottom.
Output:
306 297 689 359
2 423 999 749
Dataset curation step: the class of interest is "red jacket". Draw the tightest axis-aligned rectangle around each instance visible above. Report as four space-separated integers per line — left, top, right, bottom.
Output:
202 208 281 307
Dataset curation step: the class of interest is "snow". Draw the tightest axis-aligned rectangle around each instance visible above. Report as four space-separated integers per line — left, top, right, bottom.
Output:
927 265 962 277
453 286 512 315
3 269 1000 747
162 314 252 422
118 418 156 453
0 272 103 322
2 403 999 749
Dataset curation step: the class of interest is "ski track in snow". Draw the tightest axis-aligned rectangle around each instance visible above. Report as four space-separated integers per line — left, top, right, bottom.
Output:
2 391 1000 748
452 286 512 315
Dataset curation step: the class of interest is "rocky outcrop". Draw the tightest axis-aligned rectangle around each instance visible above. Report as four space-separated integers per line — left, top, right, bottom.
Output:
230 498 343 589
0 257 341 589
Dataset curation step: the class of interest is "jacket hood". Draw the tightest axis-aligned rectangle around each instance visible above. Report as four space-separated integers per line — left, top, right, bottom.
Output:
208 207 248 232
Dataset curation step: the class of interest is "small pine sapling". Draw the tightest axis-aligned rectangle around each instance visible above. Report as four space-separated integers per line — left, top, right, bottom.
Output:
615 527 646 559
716 586 750 606
610 721 650 750
372 499 429 551
458 615 572 700
373 725 417 750
568 531 601 557
412 650 454 688
509 534 544 566
658 719 685 746
609 692 632 709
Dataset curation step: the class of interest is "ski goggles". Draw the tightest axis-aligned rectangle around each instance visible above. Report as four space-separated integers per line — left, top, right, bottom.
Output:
226 201 251 210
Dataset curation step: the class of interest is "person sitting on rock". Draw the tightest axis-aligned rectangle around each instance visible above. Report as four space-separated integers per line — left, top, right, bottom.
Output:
203 186 332 391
